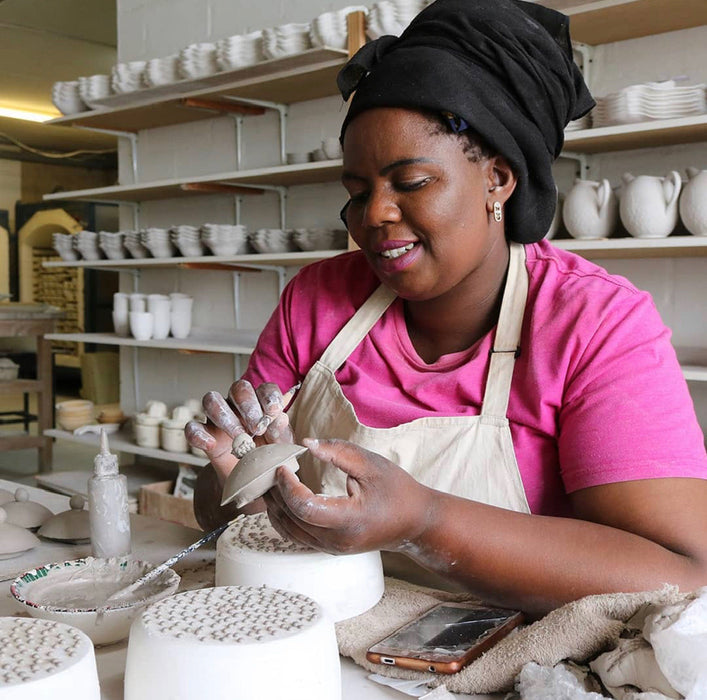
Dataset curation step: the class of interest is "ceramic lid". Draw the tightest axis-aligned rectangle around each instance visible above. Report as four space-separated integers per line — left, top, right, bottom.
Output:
3 487 53 529
0 488 14 505
0 506 40 557
221 443 308 508
38 495 90 543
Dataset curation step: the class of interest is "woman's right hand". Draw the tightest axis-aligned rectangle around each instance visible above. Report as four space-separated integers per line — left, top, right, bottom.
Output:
185 379 295 484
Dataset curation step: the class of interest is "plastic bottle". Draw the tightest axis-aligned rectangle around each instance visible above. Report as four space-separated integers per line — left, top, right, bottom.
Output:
88 430 131 558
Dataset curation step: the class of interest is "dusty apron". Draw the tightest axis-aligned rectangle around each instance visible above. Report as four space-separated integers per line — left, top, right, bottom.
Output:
288 242 531 589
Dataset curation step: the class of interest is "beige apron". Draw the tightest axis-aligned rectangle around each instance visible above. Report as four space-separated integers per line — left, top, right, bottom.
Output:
288 242 531 588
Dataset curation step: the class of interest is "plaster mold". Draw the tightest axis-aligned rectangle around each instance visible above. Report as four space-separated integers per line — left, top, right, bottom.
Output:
124 585 341 700
216 512 385 622
38 495 90 543
0 617 100 698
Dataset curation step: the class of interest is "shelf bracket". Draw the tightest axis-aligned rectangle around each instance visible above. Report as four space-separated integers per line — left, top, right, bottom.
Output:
234 195 243 225
560 150 591 180
74 126 139 183
572 42 595 90
232 271 244 380
234 114 244 170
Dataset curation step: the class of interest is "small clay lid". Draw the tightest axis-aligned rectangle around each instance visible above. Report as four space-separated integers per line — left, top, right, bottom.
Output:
38 494 90 543
0 506 40 558
221 443 308 508
0 488 14 505
3 487 53 530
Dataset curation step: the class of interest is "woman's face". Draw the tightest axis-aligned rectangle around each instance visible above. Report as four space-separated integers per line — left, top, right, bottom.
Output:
341 108 510 302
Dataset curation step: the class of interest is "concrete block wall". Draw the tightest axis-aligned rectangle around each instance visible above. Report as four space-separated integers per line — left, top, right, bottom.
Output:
115 0 707 433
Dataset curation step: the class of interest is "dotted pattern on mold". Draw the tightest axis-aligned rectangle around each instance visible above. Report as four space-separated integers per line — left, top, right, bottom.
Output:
220 513 315 554
0 618 88 686
141 586 320 644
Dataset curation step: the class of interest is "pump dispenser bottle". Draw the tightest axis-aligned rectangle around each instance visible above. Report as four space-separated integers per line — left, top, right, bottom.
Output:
88 430 131 557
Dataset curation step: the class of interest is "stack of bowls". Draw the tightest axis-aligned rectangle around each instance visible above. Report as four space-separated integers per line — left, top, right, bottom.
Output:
111 61 147 94
262 23 312 60
170 225 206 256
140 228 177 258
77 74 112 108
73 230 103 260
293 228 348 252
310 6 368 50
142 55 180 88
367 0 426 38
123 230 150 258
52 81 88 115
56 400 95 432
249 228 296 254
178 43 219 79
53 233 79 261
98 231 128 260
201 224 249 256
215 31 265 71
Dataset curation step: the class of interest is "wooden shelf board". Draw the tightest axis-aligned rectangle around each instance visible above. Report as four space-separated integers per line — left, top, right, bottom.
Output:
682 366 707 382
45 429 208 467
43 160 343 203
0 379 43 395
564 115 707 153
564 0 707 45
44 328 259 355
42 249 345 270
549 236 707 259
49 48 349 133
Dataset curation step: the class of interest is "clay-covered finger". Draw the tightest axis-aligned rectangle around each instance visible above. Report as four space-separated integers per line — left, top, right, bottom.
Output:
201 391 244 437
228 379 263 433
262 412 294 444
184 420 216 451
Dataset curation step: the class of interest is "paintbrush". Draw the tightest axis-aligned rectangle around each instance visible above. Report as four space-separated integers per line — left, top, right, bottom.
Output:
101 519 235 609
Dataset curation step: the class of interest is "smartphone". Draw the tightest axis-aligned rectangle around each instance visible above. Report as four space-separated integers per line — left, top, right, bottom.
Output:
366 602 523 674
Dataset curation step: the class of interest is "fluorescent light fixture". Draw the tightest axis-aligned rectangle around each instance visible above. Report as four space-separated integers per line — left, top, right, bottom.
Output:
0 106 55 123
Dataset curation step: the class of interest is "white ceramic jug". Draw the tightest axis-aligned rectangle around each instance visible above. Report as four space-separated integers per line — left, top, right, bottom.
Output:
620 171 682 239
562 179 618 240
679 167 707 236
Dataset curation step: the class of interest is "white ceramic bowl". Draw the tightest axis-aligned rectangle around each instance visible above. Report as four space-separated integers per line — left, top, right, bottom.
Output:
56 400 94 431
11 557 181 646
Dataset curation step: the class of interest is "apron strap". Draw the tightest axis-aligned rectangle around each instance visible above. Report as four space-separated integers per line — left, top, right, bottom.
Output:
319 284 397 372
481 242 528 419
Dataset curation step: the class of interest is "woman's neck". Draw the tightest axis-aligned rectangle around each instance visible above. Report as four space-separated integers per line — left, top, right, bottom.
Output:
404 242 510 364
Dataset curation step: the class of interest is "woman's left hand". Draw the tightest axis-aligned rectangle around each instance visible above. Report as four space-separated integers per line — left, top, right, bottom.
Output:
263 438 435 555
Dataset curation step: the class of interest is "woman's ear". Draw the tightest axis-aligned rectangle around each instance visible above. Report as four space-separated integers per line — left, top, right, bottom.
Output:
487 155 517 205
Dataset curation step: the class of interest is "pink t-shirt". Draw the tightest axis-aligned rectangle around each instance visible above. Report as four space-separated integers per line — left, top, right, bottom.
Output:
244 240 707 516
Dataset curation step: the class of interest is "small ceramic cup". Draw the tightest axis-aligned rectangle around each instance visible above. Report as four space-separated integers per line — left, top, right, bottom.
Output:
160 420 189 452
170 296 193 339
129 311 154 341
134 420 160 449
112 310 129 337
129 293 147 313
147 296 171 340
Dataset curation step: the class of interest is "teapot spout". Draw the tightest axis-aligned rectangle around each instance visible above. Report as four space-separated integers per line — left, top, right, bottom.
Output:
621 172 635 186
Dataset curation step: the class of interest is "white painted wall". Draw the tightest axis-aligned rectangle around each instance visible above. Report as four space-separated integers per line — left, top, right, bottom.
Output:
115 0 707 436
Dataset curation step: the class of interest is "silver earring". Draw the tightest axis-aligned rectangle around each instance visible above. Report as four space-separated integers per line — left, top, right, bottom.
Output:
493 201 503 222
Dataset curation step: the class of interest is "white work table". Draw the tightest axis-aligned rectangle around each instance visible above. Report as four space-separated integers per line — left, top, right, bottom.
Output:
0 479 485 699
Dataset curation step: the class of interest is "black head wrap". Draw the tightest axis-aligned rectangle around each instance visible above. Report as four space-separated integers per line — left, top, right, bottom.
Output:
337 0 594 243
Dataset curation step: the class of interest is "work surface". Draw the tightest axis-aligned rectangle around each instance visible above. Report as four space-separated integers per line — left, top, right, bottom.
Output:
0 479 487 699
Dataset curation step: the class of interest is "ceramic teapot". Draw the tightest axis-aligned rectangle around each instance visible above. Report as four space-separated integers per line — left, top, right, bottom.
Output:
562 179 618 240
620 171 682 239
679 167 707 236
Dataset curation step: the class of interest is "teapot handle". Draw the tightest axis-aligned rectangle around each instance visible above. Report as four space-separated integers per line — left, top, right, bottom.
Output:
663 171 682 207
597 179 612 213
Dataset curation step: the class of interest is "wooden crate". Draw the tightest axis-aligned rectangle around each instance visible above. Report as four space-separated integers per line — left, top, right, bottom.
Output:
138 480 200 530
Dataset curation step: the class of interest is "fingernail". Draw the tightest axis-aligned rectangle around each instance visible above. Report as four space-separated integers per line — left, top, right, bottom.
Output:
302 437 319 449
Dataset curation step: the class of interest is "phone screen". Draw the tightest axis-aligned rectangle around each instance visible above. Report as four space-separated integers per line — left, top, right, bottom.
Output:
368 603 519 661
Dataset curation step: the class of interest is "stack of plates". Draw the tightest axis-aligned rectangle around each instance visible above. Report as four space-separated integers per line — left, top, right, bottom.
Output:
111 61 147 94
170 225 206 256
215 31 264 71
310 6 368 50
98 231 128 260
565 113 592 132
593 81 706 127
262 23 312 60
73 230 103 260
52 81 88 115
367 0 426 39
77 74 111 108
140 228 177 258
178 43 219 80
52 233 79 261
201 224 249 256
124 231 150 259
143 55 180 87
292 228 348 252
248 228 297 254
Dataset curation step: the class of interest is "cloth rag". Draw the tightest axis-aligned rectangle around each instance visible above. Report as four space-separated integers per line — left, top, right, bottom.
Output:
335 577 686 695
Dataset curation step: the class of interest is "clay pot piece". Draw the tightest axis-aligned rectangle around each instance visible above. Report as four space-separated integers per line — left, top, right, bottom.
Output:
38 495 90 543
0 506 40 559
221 443 308 508
4 487 53 530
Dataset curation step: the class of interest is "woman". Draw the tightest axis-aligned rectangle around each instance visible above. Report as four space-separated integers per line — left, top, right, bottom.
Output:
186 0 707 616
